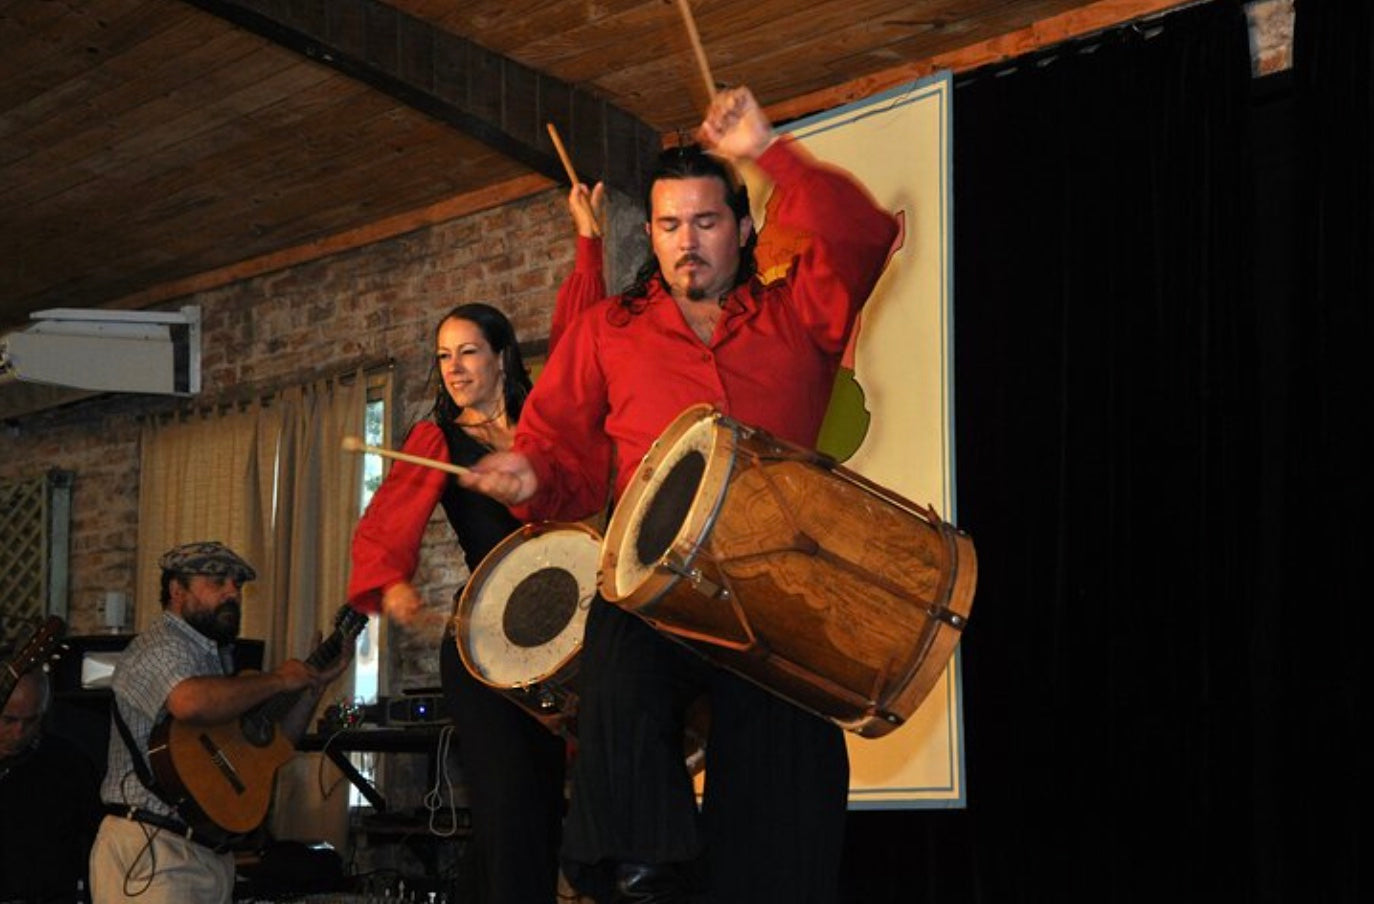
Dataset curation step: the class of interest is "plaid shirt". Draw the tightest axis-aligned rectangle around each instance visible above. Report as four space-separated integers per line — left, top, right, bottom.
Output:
99 611 233 816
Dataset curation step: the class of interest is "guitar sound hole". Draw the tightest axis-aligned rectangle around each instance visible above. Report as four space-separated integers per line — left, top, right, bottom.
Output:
240 716 275 747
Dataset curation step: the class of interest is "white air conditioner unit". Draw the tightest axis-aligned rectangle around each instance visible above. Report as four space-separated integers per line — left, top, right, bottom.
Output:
0 305 200 396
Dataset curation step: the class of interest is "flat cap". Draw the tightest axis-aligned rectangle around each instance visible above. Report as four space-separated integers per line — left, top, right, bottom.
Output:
157 541 256 583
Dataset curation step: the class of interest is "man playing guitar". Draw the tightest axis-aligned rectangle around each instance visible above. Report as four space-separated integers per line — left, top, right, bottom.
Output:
88 541 351 904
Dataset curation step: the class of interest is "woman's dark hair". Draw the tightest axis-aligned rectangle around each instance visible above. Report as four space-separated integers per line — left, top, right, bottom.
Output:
620 144 757 310
429 302 533 425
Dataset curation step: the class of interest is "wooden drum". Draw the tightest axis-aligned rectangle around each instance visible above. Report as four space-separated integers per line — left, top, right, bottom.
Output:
600 404 977 738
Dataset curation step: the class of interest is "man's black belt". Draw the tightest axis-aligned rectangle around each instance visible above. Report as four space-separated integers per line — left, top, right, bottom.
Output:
103 804 232 853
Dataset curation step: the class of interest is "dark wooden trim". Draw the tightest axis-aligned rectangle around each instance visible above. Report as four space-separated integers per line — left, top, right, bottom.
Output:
178 0 659 197
764 0 1201 125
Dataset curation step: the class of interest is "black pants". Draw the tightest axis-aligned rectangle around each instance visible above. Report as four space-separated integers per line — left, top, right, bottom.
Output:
439 631 568 904
561 599 849 904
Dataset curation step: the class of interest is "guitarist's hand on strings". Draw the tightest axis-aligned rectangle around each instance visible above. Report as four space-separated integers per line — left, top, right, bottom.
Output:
306 629 354 692
275 632 354 745
271 658 318 693
273 655 343 697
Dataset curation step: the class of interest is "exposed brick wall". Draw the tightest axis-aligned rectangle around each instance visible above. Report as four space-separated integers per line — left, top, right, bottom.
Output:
1 397 145 636
1247 0 1295 76
1 186 575 678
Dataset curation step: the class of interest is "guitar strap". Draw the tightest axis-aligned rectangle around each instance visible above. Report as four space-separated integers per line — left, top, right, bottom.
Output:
108 702 243 851
106 642 238 814
108 700 170 804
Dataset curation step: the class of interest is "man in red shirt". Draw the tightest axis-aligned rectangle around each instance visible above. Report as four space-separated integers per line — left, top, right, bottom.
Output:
464 86 898 903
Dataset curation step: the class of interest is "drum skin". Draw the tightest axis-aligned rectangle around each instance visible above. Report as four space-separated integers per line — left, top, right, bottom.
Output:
455 521 600 730
601 404 977 738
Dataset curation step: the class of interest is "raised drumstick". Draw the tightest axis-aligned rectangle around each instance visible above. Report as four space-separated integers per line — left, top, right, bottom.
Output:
675 0 717 101
546 121 601 236
341 435 470 477
546 122 579 186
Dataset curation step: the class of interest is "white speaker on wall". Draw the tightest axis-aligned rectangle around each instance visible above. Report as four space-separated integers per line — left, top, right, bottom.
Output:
0 305 200 396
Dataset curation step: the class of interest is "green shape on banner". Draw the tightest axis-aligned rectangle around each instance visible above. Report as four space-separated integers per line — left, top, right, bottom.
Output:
816 366 869 463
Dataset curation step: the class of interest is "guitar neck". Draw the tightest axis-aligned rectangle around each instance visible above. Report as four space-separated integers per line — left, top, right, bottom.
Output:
249 612 359 726
0 665 17 712
251 645 339 726
305 631 346 672
1 616 66 711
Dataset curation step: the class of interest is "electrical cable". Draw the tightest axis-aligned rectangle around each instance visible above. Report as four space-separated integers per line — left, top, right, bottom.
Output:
422 725 459 837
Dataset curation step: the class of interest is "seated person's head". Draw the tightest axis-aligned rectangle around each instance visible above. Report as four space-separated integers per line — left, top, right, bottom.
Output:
157 540 256 642
0 668 49 761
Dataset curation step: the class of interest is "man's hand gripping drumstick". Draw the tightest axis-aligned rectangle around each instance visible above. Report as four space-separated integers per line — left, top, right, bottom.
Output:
457 451 539 508
697 86 777 167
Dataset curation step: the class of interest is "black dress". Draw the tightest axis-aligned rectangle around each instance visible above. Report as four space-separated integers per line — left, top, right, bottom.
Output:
435 419 568 904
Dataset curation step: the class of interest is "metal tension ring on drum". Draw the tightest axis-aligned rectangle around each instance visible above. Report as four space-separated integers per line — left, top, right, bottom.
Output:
516 681 558 712
928 606 967 630
661 558 727 601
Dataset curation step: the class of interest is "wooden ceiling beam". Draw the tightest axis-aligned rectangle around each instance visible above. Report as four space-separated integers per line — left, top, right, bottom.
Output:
98 0 1205 319
178 0 659 198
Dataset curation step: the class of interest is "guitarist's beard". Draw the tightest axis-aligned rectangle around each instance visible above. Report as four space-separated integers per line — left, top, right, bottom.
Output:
185 600 242 644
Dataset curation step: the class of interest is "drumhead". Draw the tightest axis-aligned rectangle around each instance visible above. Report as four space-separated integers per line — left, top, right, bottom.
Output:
604 405 731 605
461 523 599 689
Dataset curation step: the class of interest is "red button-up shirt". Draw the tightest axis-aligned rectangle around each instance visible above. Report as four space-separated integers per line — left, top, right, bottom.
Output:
513 137 898 523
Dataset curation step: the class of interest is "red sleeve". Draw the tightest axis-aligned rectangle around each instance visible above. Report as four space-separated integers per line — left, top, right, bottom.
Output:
510 308 614 523
756 137 899 353
549 236 606 354
346 421 450 613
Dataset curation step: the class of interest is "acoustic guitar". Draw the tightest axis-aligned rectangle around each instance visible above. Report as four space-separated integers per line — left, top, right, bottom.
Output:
148 604 368 836
1 615 66 711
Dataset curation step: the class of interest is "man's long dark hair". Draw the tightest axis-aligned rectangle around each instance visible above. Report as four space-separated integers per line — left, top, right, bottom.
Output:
429 302 533 425
619 145 758 312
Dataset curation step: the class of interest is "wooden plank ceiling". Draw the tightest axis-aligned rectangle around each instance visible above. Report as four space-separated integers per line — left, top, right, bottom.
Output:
0 0 1186 336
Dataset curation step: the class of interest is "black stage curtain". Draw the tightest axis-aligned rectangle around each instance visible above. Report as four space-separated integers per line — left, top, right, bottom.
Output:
840 2 1360 901
1262 1 1369 900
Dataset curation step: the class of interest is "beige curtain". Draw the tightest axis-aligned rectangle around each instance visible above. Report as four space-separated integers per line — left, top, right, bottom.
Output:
265 372 367 850
136 404 275 632
136 370 371 850
261 374 366 676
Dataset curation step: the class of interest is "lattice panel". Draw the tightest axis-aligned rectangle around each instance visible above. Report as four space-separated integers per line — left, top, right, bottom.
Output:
0 472 69 650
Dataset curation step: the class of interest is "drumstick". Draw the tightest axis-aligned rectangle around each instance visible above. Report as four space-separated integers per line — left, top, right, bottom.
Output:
341 435 470 477
546 122 579 186
546 122 601 237
675 0 717 101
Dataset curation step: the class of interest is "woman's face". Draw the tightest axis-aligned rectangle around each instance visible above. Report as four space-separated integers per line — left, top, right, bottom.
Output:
436 317 503 414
